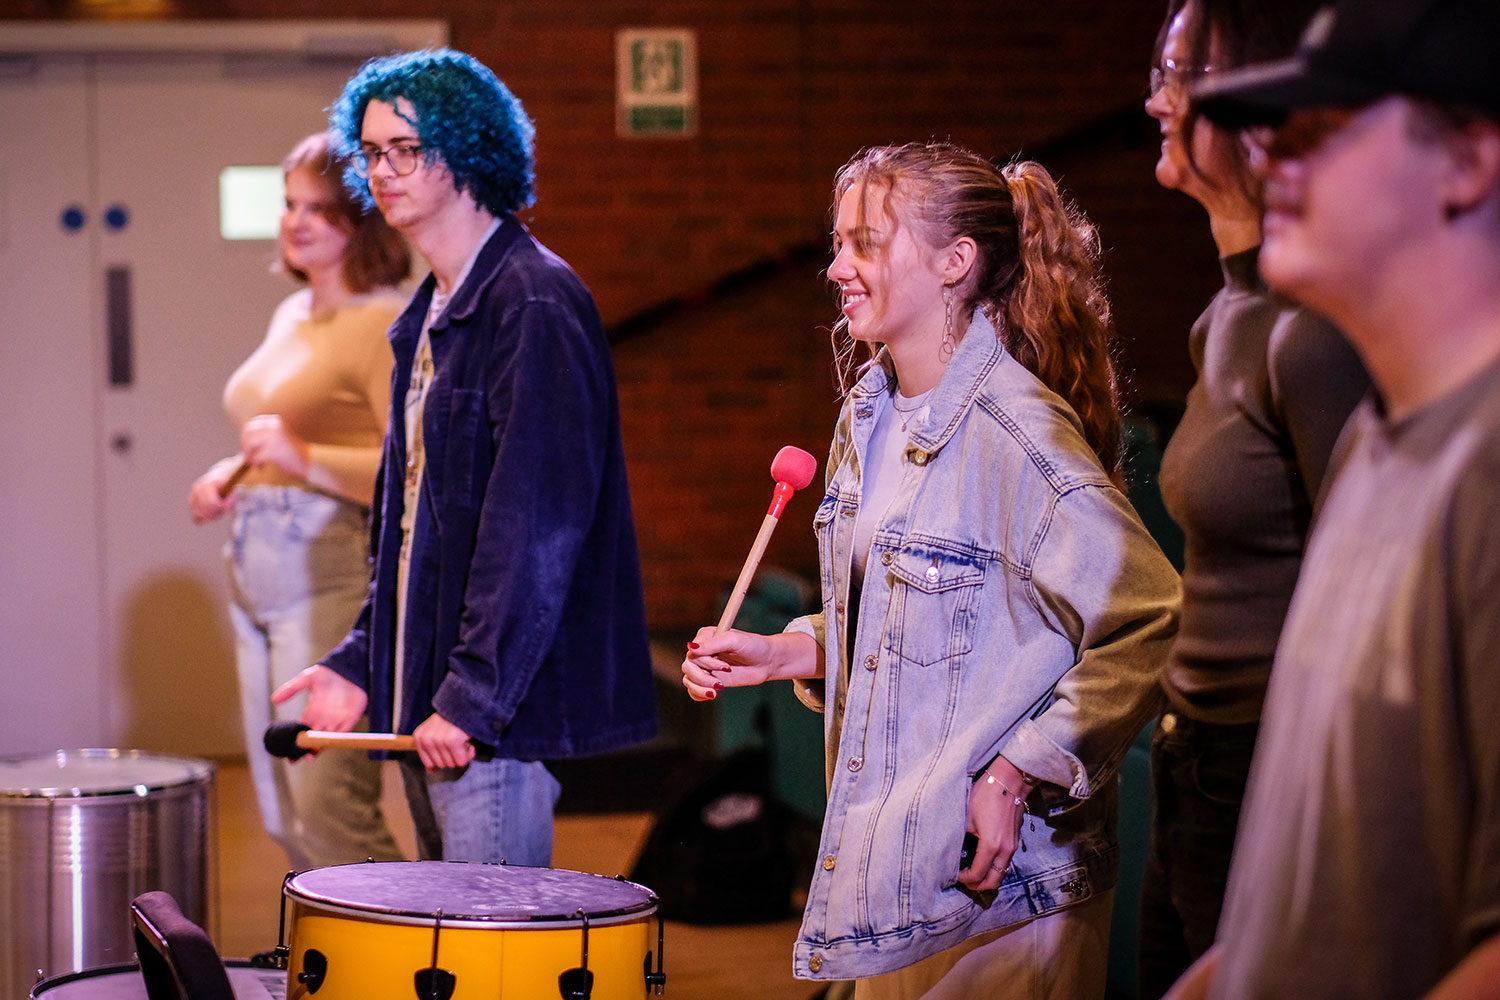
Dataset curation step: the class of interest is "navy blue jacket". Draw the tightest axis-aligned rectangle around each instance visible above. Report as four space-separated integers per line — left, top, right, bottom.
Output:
323 215 657 759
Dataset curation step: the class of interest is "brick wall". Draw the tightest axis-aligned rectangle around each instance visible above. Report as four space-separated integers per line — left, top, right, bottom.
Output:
9 0 1221 631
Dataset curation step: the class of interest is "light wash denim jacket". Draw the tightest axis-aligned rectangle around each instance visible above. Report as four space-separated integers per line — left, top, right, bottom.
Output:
785 311 1179 980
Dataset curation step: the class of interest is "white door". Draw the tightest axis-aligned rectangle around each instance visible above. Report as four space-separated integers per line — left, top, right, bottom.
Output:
0 24 442 757
0 54 108 754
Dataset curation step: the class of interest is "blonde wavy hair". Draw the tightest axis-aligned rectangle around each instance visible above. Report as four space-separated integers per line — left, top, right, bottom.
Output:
830 143 1122 479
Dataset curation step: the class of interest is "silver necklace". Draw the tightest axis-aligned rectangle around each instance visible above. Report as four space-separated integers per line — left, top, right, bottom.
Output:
891 389 931 432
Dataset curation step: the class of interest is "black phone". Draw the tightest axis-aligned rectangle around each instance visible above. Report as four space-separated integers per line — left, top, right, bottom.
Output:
959 831 978 870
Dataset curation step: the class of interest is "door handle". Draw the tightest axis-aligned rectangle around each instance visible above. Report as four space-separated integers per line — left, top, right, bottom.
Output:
106 265 133 387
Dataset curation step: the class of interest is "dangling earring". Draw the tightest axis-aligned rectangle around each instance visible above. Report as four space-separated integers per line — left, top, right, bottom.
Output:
940 284 956 362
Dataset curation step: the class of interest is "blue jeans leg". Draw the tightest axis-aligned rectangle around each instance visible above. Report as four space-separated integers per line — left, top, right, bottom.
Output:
399 755 561 866
1137 713 1258 1000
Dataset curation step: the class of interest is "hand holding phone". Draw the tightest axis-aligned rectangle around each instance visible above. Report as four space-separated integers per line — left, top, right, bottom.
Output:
959 831 979 870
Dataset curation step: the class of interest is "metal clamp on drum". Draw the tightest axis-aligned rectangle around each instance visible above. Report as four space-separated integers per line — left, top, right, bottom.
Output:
558 910 592 1000
281 861 666 999
644 910 666 996
413 912 454 1000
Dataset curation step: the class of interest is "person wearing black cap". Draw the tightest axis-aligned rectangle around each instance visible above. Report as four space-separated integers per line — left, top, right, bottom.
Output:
1137 2 1367 995
1164 1 1500 998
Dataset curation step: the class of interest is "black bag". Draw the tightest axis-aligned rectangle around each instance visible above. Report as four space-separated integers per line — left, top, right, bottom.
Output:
629 743 816 924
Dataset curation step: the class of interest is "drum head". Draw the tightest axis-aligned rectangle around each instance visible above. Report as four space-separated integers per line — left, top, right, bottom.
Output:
1 749 213 799
285 861 657 929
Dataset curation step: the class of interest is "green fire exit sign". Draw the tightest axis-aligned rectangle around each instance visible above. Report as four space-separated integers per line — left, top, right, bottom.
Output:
617 29 698 137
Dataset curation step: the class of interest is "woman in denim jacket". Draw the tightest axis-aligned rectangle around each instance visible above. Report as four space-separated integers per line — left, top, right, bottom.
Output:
683 144 1180 998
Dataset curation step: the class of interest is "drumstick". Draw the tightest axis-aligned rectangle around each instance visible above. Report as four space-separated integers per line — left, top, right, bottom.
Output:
715 446 818 633
263 721 417 761
216 458 251 498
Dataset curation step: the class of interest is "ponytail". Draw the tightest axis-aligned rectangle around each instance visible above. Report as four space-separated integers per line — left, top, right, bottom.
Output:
998 161 1123 482
828 144 1124 483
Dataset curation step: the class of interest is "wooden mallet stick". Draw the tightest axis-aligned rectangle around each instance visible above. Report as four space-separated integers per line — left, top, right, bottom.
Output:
715 445 818 633
216 458 251 498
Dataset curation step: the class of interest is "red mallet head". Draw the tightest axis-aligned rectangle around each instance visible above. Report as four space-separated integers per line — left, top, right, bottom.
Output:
767 446 818 518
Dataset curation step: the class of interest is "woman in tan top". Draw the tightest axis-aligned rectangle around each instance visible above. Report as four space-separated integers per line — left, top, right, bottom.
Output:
189 132 411 869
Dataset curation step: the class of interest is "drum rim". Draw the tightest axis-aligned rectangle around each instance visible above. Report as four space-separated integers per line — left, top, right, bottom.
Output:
285 861 660 928
0 748 214 799
29 960 258 996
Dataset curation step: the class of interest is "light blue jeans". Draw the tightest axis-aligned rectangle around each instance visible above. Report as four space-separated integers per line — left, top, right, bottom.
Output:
398 754 560 866
226 485 403 870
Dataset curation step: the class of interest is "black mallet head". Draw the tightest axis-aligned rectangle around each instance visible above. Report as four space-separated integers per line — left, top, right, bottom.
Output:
263 721 313 760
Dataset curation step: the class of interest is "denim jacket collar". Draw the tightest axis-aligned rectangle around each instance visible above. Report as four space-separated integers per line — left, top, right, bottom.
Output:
851 308 1009 456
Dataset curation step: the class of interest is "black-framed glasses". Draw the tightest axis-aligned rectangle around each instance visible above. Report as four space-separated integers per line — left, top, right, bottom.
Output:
352 143 423 178
1149 57 1216 102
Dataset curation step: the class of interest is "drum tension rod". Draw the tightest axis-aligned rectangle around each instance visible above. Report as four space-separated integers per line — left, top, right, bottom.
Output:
558 908 594 999
261 870 294 971
644 913 667 995
414 910 456 1000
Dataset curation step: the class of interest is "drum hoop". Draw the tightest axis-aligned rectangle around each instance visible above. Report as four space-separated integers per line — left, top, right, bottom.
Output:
1 748 214 799
285 890 658 929
285 864 659 929
30 960 257 996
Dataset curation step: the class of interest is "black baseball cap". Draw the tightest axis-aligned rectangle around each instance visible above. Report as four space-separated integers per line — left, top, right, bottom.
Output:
1194 0 1500 127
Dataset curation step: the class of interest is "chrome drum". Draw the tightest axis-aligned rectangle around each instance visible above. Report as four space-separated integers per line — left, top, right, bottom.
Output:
1 750 214 998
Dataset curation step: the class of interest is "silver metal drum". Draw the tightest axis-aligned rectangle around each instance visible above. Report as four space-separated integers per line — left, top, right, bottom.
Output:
29 961 283 999
0 749 215 999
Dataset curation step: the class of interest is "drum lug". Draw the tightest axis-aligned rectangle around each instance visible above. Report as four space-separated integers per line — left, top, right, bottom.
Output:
414 910 457 1000
414 967 456 1000
298 948 328 993
644 955 666 995
558 967 594 999
643 913 667 994
558 909 594 999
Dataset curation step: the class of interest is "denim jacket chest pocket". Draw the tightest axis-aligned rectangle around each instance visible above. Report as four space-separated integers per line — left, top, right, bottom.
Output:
878 542 987 668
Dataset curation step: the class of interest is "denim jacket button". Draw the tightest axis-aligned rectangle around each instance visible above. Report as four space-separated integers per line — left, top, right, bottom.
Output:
809 955 824 973
863 654 877 671
880 551 893 566
847 756 863 772
835 602 845 614
823 854 837 871
912 451 929 465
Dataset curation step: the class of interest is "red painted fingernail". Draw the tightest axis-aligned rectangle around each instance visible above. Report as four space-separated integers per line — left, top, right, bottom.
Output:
713 682 724 690
706 689 717 699
687 642 700 650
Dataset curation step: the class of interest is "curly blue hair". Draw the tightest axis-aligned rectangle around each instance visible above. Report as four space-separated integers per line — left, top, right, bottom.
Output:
329 48 536 216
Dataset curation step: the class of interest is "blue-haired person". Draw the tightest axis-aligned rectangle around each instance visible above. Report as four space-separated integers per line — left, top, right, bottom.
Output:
275 48 657 865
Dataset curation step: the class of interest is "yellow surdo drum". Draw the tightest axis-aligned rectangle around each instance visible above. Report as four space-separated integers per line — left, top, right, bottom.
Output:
281 862 665 999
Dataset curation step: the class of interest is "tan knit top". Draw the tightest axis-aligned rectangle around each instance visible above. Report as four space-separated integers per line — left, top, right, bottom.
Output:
221 288 403 505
